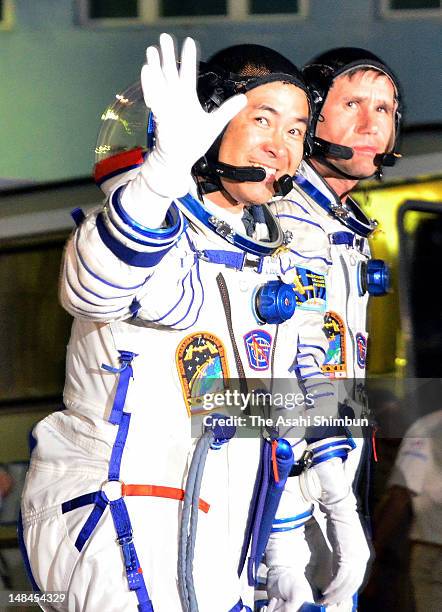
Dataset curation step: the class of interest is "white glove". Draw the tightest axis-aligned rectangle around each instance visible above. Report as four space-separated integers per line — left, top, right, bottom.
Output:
312 458 371 606
265 524 315 611
121 33 247 227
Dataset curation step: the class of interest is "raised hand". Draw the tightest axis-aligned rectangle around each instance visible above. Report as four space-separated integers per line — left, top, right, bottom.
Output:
140 33 247 198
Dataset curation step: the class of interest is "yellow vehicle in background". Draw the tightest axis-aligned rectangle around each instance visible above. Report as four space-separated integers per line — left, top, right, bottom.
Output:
354 145 442 380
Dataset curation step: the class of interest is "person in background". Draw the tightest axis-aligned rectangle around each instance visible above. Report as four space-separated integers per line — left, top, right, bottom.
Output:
264 48 403 611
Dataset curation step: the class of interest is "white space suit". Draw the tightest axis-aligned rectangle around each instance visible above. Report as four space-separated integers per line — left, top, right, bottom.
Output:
20 172 336 612
262 160 376 612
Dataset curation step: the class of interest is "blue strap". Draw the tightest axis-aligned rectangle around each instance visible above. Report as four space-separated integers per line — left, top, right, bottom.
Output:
330 231 354 246
61 491 109 552
253 441 294 572
71 207 86 227
75 500 109 552
108 412 131 480
102 350 138 425
237 439 268 582
109 498 154 611
199 249 246 270
62 491 107 514
61 351 153 610
247 441 272 585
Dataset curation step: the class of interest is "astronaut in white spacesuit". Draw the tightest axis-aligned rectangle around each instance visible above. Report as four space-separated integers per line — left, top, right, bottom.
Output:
19 34 349 612
263 49 403 611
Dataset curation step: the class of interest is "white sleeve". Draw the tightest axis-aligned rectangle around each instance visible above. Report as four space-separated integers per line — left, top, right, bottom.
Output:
60 179 197 323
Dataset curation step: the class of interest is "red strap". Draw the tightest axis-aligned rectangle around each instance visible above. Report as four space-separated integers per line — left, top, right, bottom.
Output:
122 483 210 513
271 440 280 483
372 426 378 462
94 147 145 183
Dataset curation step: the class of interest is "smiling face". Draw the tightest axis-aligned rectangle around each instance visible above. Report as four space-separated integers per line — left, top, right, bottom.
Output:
315 69 396 178
210 81 309 209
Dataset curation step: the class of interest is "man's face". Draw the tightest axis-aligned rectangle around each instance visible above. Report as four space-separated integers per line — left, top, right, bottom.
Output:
316 69 396 178
217 81 309 205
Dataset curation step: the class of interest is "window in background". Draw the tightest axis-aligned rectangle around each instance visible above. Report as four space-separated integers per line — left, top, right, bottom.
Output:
251 0 298 14
88 0 139 19
78 0 305 24
382 0 441 15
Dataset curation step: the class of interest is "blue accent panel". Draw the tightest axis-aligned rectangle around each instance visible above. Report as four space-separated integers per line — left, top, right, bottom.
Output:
299 602 327 612
71 207 86 227
178 193 278 257
96 213 173 267
331 231 354 246
199 249 246 270
277 213 322 231
101 350 137 425
17 511 41 592
108 413 131 480
106 209 179 248
294 175 332 210
312 448 350 465
129 298 141 318
28 429 37 454
310 439 354 456
74 232 146 291
353 592 358 611
111 186 183 242
255 600 269 611
294 174 373 238
273 509 313 524
229 599 250 612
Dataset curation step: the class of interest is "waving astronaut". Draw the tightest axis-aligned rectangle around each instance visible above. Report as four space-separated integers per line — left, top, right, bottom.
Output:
20 34 340 612
263 49 402 611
